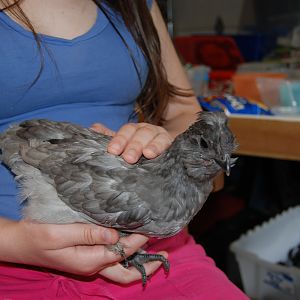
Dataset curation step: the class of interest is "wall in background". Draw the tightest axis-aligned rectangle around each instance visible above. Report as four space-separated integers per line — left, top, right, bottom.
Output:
172 0 256 36
254 0 300 34
172 0 300 36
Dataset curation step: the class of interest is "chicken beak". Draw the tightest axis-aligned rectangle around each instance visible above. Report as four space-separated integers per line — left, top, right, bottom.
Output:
225 154 231 176
216 154 231 176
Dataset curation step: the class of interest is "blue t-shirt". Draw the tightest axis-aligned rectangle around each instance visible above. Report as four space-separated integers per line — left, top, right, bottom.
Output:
0 2 152 220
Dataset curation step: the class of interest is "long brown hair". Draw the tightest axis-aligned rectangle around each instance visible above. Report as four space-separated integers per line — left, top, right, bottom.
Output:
0 0 189 124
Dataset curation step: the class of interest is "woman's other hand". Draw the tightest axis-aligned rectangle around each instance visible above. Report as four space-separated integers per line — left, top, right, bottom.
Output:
0 219 166 284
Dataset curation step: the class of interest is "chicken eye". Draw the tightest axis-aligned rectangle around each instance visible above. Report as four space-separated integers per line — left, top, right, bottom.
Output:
200 138 209 149
190 137 199 146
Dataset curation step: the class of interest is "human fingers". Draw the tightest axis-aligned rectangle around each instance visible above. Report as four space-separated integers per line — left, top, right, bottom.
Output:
23 222 119 249
6 222 150 276
70 234 149 265
107 123 138 157
57 223 120 248
121 124 165 163
118 233 149 257
65 233 148 273
57 233 149 268
48 233 150 275
143 131 173 159
108 123 169 163
42 244 117 275
99 251 168 285
3 221 122 276
90 123 116 136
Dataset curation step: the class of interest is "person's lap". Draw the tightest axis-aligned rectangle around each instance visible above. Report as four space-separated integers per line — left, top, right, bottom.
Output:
0 230 249 300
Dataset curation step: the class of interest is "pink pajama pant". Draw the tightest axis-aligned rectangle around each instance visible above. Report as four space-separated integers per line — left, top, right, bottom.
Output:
0 231 249 300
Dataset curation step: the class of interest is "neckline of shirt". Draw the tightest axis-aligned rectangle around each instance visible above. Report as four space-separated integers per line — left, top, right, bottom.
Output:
0 7 109 45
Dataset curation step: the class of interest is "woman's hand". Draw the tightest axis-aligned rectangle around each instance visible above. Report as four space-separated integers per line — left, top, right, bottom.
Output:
91 122 173 164
0 219 166 283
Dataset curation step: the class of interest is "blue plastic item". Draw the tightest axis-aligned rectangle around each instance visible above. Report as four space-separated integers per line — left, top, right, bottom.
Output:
232 34 277 62
199 94 273 115
280 81 300 107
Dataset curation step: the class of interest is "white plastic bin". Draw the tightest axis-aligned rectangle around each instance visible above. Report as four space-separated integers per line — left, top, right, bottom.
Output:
230 206 300 300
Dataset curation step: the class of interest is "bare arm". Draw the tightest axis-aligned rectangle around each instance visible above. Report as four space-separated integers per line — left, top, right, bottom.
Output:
150 1 201 138
94 1 201 163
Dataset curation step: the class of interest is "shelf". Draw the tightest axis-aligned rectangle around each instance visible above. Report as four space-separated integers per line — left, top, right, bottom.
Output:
228 115 300 161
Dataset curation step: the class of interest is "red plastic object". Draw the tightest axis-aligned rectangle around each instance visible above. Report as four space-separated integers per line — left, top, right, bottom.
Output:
174 36 199 64
210 70 235 81
209 70 235 94
174 35 244 70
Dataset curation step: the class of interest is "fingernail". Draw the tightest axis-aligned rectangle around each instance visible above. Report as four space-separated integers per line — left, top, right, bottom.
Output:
146 145 158 156
109 143 121 154
103 230 112 243
125 149 137 161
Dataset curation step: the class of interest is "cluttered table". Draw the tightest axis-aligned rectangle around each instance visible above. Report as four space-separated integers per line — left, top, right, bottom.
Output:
176 35 300 162
228 114 300 161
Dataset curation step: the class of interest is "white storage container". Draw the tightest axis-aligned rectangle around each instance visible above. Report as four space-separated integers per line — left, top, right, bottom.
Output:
230 206 300 300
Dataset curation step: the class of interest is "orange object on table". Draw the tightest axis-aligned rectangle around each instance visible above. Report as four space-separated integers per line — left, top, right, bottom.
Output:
232 72 288 102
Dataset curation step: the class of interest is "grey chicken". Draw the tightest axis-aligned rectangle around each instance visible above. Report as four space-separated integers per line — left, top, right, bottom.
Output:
0 111 237 285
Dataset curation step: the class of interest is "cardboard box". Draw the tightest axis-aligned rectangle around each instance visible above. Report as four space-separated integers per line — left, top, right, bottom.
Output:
231 206 300 300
